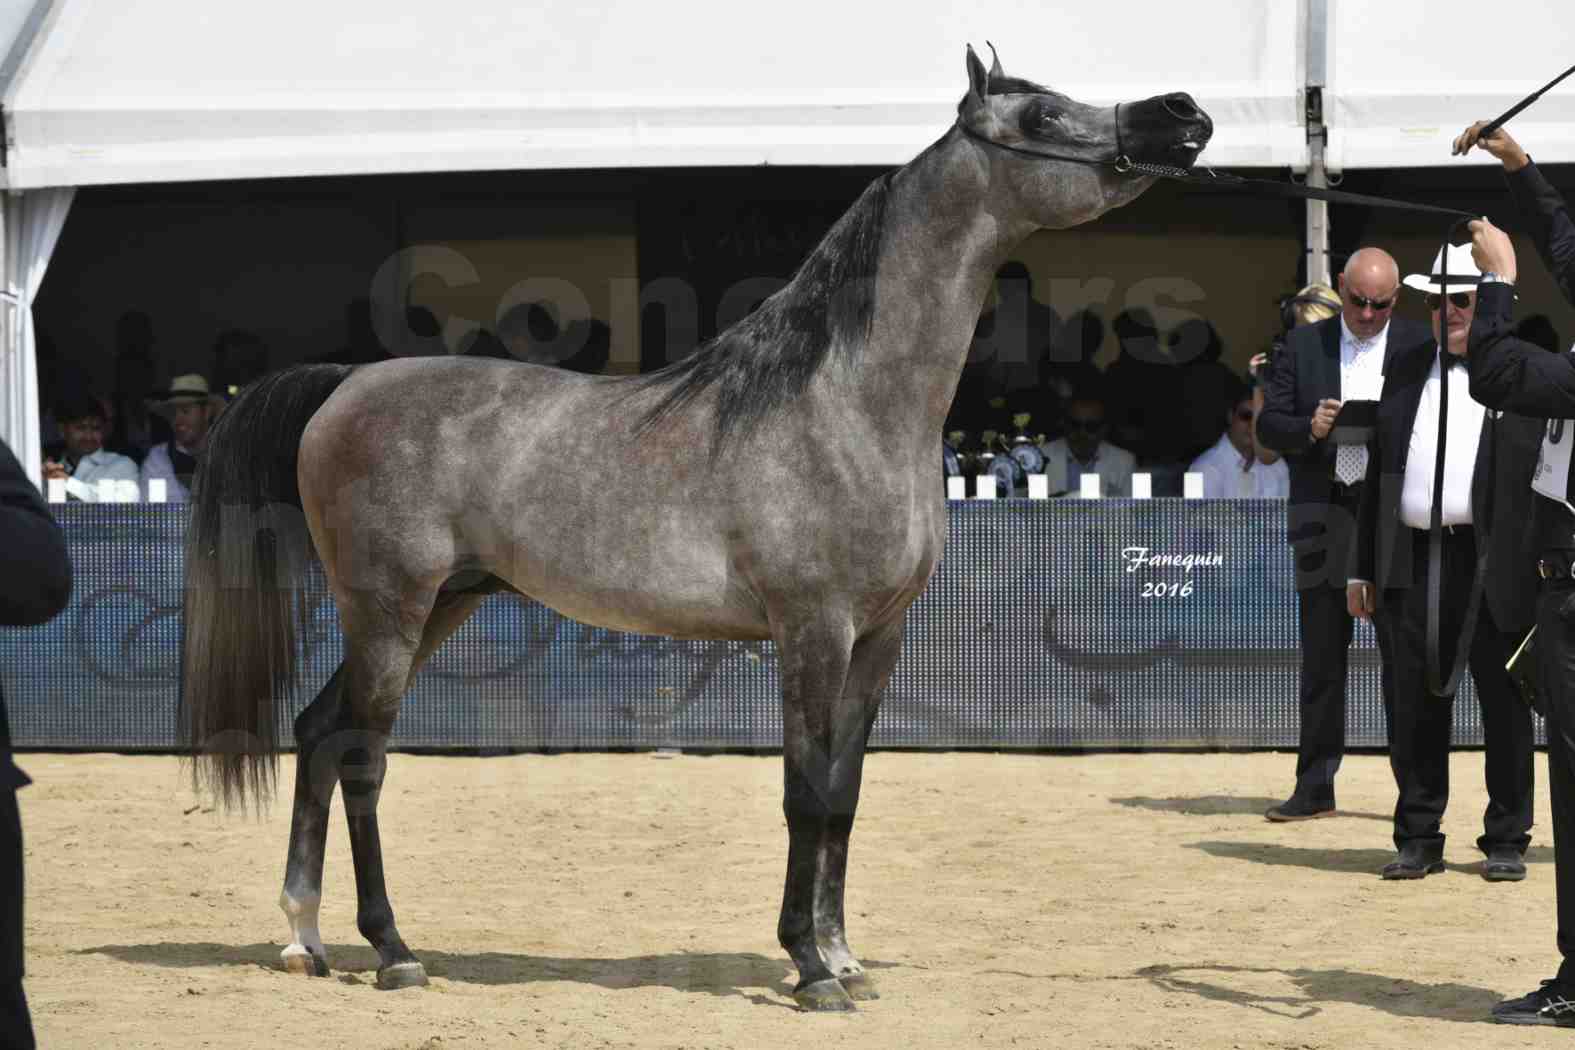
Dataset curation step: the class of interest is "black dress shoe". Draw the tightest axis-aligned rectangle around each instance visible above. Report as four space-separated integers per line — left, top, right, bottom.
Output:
1494 980 1575 1026
1382 844 1445 880
1483 845 1528 882
1264 797 1335 822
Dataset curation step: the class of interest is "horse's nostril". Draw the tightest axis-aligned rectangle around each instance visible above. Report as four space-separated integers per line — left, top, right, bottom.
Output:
1163 93 1199 121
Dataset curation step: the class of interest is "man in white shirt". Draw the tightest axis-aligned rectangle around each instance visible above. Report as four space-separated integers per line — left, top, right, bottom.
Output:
1347 242 1533 882
41 389 140 502
140 374 224 503
1038 390 1137 498
1189 380 1290 499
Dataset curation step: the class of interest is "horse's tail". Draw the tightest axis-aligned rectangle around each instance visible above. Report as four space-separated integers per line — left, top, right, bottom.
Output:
179 363 354 812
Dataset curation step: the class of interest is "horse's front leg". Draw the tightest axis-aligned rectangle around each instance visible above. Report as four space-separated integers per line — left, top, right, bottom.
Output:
814 620 903 1002
776 617 860 1011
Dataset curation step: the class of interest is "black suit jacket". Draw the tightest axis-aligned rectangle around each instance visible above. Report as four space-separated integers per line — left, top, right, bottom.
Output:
1474 409 1544 635
1257 314 1432 545
0 443 73 790
1350 338 1541 631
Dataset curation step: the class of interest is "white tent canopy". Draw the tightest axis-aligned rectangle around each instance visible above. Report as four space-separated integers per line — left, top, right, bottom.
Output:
1 0 1307 189
1329 0 1575 170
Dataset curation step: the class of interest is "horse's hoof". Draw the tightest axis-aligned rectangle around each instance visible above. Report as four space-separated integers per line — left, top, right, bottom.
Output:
376 961 429 990
838 971 879 1001
280 946 329 977
794 977 857 1012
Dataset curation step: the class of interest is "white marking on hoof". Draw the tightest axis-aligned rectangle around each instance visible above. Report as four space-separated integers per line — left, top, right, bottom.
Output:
279 890 327 975
281 945 328 977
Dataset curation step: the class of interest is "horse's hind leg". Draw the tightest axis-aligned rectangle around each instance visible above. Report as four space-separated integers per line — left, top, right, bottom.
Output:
280 666 347 977
319 580 445 991
339 588 485 990
775 617 861 1012
814 621 902 1003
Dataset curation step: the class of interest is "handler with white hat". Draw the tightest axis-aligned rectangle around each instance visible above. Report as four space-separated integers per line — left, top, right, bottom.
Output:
1347 239 1535 885
138 374 226 503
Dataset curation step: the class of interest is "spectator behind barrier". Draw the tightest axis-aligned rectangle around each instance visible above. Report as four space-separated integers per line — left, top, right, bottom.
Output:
140 374 225 503
41 387 140 502
0 437 72 1050
1036 384 1136 498
1187 375 1289 499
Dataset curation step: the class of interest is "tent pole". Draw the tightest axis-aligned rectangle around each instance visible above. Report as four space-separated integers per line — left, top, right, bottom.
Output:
1304 0 1331 288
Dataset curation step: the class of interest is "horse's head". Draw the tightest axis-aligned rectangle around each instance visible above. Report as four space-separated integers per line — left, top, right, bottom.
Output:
955 44 1213 229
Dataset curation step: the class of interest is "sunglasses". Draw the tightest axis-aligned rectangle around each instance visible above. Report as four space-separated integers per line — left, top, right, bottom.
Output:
1066 418 1105 432
1345 291 1397 311
1425 291 1474 310
1233 408 1255 422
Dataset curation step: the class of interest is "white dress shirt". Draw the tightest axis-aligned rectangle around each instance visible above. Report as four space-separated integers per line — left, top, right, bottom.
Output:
1188 433 1290 499
1338 316 1388 402
62 447 141 502
1400 354 1484 528
1038 438 1137 499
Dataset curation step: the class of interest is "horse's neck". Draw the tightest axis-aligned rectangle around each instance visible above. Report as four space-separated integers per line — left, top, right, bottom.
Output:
853 136 1033 458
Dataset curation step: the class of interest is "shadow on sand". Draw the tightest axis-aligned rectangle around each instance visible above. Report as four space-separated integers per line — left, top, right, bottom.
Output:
1133 962 1503 1023
975 962 1503 1023
76 942 898 1008
1111 795 1388 822
1188 840 1555 876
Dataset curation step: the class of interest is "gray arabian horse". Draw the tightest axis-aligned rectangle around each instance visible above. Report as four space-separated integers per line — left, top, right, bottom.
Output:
179 46 1212 1011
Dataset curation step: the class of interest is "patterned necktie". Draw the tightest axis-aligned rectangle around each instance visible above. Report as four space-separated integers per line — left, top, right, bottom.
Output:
1335 337 1378 485
1334 441 1367 486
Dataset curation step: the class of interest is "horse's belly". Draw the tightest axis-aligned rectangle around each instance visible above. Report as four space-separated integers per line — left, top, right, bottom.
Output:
502 568 771 642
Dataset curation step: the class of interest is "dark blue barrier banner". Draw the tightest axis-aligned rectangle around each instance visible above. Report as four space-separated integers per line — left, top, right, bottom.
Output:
1 502 1521 751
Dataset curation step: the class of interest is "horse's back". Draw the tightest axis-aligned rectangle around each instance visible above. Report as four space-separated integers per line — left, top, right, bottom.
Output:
296 356 773 638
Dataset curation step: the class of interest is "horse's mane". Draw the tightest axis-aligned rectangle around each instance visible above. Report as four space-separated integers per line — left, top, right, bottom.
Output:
635 173 891 455
987 75 1051 96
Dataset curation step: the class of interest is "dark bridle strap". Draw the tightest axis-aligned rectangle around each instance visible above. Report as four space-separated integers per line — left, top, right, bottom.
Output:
956 120 1475 218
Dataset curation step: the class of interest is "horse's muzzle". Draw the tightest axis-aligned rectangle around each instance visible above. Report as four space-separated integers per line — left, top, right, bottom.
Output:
1123 91 1214 165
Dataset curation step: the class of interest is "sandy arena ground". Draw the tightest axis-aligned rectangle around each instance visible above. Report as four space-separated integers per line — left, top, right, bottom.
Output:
15 750 1572 1048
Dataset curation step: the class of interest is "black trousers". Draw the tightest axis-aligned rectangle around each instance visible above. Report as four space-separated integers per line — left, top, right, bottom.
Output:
0 791 32 1050
1379 527 1534 856
1533 563 1575 984
1290 484 1392 807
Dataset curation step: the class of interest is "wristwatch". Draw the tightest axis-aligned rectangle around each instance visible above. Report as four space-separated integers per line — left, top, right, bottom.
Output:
1480 272 1512 285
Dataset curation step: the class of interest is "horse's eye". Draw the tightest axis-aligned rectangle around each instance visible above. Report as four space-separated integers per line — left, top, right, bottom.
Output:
1020 105 1060 136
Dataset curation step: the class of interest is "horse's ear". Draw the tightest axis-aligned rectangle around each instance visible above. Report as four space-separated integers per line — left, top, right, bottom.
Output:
986 41 1004 80
964 44 989 106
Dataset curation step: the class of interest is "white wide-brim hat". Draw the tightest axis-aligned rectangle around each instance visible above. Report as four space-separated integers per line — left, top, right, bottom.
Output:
147 373 226 417
1402 241 1482 294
